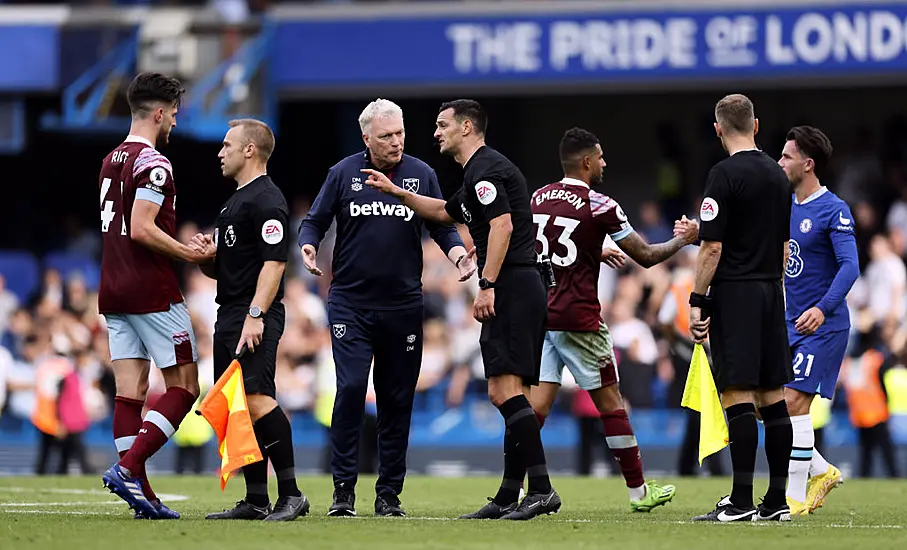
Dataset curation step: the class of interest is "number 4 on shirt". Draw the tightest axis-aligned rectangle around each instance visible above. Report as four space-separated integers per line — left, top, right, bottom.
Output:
100 177 127 235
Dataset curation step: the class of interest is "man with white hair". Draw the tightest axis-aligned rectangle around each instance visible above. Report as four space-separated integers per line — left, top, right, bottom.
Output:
298 98 475 517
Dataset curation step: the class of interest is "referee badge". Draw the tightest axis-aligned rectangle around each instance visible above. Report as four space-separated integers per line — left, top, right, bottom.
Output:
261 219 284 244
799 218 812 233
700 197 718 221
475 181 497 205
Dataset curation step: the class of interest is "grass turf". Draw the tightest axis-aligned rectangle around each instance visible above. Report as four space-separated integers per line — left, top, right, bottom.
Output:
1 475 905 550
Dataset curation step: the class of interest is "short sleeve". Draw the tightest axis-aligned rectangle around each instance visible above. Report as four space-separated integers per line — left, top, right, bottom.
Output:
473 177 510 221
252 191 290 262
133 148 174 206
445 188 467 223
697 166 731 242
590 191 633 241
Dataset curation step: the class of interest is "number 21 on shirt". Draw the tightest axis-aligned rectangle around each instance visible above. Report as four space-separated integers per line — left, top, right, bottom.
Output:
793 352 814 378
100 177 127 236
533 214 580 267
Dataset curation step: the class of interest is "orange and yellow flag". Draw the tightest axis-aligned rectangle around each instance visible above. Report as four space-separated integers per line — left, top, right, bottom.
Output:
197 359 263 490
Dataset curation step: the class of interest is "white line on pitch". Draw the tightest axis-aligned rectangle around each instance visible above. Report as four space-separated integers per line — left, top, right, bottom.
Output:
2 509 119 516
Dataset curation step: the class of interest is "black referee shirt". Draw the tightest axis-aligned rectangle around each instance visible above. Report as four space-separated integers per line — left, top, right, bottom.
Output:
213 175 291 306
698 150 791 282
443 146 536 271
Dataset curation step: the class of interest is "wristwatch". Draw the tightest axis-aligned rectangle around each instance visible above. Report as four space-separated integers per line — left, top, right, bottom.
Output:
248 306 263 319
478 277 496 290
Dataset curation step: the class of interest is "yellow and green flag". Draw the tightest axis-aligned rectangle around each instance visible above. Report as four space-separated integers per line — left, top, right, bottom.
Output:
681 344 728 464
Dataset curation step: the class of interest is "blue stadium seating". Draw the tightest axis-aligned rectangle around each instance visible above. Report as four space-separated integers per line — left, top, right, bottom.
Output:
44 251 101 290
0 251 40 303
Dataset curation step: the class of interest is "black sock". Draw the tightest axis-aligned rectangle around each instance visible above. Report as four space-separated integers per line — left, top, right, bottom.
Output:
759 399 793 508
498 395 551 496
492 423 523 505
726 403 758 509
254 407 301 499
243 426 270 507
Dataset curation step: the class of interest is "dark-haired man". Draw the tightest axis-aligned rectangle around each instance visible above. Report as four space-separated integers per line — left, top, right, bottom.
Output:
778 126 857 516
99 72 209 520
364 99 559 520
690 94 794 523
530 127 698 512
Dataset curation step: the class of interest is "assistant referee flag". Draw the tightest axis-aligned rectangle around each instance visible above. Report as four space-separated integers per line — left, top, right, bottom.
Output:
197 358 263 489
681 344 729 464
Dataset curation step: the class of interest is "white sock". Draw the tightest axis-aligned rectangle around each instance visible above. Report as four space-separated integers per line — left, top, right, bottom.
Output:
787 415 814 502
810 448 831 477
628 483 646 502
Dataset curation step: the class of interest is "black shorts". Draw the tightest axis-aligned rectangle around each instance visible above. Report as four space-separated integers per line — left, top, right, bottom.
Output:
480 266 548 386
213 303 285 398
709 280 793 392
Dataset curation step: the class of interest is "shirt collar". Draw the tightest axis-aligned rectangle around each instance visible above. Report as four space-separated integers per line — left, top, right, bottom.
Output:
463 145 486 170
560 177 589 188
237 173 267 190
795 185 828 205
125 135 153 148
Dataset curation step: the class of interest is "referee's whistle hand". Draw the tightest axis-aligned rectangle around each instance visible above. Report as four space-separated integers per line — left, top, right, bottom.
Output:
236 316 264 355
473 289 496 322
301 245 323 276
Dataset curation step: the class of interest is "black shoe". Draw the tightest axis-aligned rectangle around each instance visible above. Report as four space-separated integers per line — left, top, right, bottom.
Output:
753 500 792 522
264 494 310 522
206 500 271 520
692 496 757 522
375 494 406 517
459 497 519 519
500 489 562 520
328 487 356 517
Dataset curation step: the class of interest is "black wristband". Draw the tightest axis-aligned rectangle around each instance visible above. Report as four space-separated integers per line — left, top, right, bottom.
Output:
689 292 711 308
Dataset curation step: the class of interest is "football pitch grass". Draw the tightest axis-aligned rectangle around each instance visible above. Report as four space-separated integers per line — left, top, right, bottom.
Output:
2 475 906 549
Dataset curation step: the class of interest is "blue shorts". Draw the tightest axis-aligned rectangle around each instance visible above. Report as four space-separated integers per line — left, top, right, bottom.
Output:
786 329 848 399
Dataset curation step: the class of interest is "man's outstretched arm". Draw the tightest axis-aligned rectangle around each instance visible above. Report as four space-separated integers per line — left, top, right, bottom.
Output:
362 169 455 224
